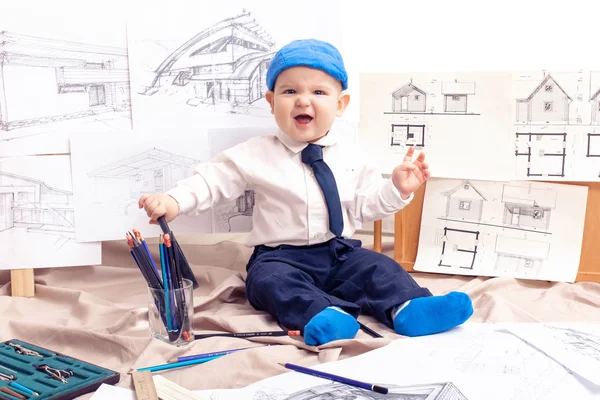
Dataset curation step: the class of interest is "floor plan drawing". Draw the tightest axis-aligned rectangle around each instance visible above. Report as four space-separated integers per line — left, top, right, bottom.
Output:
440 180 487 222
494 235 550 277
588 133 600 157
390 123 426 148
436 227 480 269
501 184 557 231
212 189 255 233
0 155 101 269
514 132 567 177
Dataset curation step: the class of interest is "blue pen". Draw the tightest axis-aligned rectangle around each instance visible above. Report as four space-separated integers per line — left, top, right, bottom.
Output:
135 354 224 373
10 381 39 396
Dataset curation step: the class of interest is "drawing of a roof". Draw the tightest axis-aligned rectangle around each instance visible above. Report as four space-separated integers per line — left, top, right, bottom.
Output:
590 87 600 101
200 51 276 80
0 171 71 195
519 74 572 102
391 83 426 98
153 10 275 76
88 149 200 178
441 180 487 200
501 185 557 209
441 81 476 95
0 31 128 64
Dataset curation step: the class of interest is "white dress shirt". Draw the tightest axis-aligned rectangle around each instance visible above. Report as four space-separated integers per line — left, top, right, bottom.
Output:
166 127 414 247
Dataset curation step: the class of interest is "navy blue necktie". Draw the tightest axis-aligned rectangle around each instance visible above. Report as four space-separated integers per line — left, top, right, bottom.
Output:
301 144 344 237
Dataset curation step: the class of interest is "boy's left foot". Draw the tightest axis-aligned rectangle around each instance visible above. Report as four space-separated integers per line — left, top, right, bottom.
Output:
304 306 359 346
393 291 473 337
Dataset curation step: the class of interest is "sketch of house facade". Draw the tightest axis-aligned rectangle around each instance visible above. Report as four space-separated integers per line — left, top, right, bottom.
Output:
441 80 476 113
0 31 130 135
0 171 74 241
590 87 600 124
140 10 275 111
515 74 572 123
282 382 468 400
391 82 426 113
87 148 199 203
440 180 486 221
436 227 480 269
494 235 550 277
501 184 557 231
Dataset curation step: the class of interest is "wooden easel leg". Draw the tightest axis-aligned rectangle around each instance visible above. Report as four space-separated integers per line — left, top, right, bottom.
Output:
11 269 35 297
373 220 382 252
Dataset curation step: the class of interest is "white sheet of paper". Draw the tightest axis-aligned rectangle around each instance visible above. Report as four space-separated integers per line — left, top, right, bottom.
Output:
126 0 343 132
70 129 212 242
413 177 588 282
90 384 135 400
512 70 600 182
504 323 600 386
0 154 101 269
358 72 514 180
196 324 600 400
0 1 132 156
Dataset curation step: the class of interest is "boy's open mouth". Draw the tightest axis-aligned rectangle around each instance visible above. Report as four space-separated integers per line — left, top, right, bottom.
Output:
294 114 313 124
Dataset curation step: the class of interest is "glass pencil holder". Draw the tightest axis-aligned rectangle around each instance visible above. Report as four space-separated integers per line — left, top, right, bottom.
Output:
147 278 195 347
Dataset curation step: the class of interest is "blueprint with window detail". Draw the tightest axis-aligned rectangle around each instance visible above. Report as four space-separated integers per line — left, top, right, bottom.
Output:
413 177 588 282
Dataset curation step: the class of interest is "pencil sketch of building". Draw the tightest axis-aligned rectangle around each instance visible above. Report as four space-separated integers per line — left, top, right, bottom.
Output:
440 180 486 222
213 189 254 233
590 87 600 124
87 148 199 204
441 80 476 113
0 170 74 246
515 73 572 123
140 10 276 113
0 31 130 138
391 81 427 113
494 235 550 278
501 184 557 231
280 382 468 400
546 325 600 362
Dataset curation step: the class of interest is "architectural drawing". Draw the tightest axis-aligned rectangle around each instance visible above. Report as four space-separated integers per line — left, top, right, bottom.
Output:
280 382 468 399
441 80 476 113
436 227 480 269
391 81 427 113
515 74 572 124
514 132 566 177
390 124 425 148
213 189 255 233
0 31 131 141
139 10 275 114
494 235 550 277
440 180 486 221
501 184 557 231
546 325 600 362
87 148 199 204
588 133 600 157
590 87 600 124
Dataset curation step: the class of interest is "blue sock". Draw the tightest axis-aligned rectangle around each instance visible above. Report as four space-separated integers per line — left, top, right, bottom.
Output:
393 291 473 337
304 307 359 346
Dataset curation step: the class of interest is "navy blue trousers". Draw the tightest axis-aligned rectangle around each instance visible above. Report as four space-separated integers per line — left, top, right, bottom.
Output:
245 237 432 331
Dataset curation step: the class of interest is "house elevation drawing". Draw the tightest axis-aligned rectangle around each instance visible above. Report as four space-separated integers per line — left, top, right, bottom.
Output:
0 31 131 142
441 80 476 113
280 382 468 399
515 73 572 124
391 81 427 113
436 227 480 269
494 235 550 277
440 180 486 222
501 184 557 232
390 123 425 148
591 87 600 124
87 148 199 205
514 132 566 177
138 10 275 115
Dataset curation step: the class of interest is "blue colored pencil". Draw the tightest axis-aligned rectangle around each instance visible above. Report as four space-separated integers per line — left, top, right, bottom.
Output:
135 354 225 373
167 345 265 363
10 381 38 396
159 236 172 331
279 363 389 394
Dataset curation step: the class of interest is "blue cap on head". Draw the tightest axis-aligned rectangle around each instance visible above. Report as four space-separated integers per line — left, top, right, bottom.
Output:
266 39 348 91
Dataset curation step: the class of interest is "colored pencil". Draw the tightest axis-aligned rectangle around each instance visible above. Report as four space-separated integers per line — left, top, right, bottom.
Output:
278 363 389 394
167 344 275 363
157 216 199 289
135 354 225 373
194 330 301 340
358 321 383 338
9 382 38 397
159 236 173 332
133 229 160 276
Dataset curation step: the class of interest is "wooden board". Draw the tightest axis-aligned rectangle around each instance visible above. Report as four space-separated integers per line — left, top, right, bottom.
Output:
374 182 600 283
10 269 35 297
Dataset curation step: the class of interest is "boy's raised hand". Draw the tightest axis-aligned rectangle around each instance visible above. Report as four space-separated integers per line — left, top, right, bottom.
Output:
138 193 180 225
391 147 431 200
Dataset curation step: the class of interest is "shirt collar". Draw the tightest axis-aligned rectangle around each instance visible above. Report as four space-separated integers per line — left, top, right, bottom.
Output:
276 128 339 154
